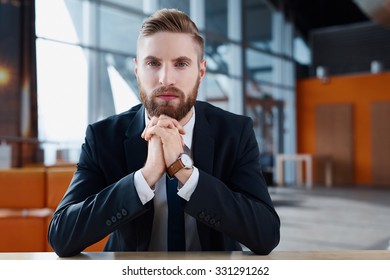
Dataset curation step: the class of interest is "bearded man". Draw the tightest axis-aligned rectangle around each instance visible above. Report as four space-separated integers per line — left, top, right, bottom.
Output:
48 8 280 257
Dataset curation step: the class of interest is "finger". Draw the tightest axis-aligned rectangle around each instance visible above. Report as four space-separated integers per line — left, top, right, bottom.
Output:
143 117 172 139
148 126 183 146
143 125 159 141
143 129 153 141
144 123 178 141
158 115 185 135
142 116 159 139
156 119 178 130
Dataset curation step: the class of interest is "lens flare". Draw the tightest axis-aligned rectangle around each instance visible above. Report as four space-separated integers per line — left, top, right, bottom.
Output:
0 67 11 86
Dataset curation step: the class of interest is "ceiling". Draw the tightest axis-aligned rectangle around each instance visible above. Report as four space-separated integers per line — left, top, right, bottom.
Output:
267 0 370 39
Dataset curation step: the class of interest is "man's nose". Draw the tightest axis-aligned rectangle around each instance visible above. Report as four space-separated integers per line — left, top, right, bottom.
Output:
159 65 175 86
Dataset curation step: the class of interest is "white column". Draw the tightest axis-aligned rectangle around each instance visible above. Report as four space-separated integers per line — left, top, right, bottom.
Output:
85 1 100 123
190 0 205 29
190 0 207 101
272 11 297 184
282 20 297 185
271 11 284 163
272 12 283 100
227 0 243 115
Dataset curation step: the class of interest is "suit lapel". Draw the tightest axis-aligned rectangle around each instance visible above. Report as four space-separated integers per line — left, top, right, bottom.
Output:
123 106 148 173
193 103 215 175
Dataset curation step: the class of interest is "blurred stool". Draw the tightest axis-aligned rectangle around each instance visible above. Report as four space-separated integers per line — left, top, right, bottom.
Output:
276 154 313 189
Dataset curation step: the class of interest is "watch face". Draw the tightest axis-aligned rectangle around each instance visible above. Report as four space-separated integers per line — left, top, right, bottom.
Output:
180 154 193 168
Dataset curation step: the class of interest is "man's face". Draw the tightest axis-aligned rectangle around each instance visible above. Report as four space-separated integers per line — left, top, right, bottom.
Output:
135 32 206 121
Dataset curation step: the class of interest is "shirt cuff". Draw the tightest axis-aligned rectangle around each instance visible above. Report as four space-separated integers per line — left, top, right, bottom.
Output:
177 167 199 201
134 170 155 205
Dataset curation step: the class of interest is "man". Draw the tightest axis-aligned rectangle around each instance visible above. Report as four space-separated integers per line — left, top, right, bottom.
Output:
48 8 280 257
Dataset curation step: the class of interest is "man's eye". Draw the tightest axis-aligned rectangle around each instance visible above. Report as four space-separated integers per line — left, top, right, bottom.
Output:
147 61 160 67
176 62 188 67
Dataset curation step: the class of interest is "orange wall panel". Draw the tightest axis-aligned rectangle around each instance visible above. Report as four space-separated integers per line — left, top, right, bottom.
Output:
297 72 390 185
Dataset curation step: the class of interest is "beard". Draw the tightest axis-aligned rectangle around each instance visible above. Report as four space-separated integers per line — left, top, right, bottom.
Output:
139 77 200 121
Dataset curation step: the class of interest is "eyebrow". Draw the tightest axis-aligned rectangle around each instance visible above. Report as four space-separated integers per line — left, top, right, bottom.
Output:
143 55 193 64
174 56 192 63
143 55 161 62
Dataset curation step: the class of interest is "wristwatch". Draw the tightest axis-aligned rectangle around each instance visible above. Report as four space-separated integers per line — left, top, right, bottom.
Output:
166 153 193 178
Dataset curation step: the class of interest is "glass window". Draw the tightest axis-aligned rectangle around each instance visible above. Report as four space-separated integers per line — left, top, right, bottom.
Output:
246 48 273 87
245 49 295 95
203 73 229 99
99 52 140 116
158 0 190 14
99 5 143 55
103 0 144 12
245 0 273 52
35 0 296 164
205 0 228 38
36 38 88 164
205 38 232 75
35 0 91 45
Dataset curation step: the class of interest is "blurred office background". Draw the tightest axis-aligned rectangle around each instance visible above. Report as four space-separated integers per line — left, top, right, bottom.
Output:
0 0 390 252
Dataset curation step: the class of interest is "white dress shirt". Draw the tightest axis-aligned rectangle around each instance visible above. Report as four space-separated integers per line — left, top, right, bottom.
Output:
133 107 201 251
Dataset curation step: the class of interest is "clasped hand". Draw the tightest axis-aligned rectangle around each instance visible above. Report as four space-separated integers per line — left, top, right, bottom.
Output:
141 115 185 187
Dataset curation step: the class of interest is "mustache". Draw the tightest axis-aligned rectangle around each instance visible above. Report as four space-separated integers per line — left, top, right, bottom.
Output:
152 86 183 96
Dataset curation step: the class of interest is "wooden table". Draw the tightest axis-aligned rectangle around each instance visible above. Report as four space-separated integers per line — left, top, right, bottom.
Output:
0 250 389 260
1 251 389 280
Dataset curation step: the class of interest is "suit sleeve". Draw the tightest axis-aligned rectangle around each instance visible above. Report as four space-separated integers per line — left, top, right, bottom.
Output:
47 125 149 257
185 119 280 255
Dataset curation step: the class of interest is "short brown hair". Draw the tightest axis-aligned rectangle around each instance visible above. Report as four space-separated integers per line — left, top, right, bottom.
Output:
138 8 204 60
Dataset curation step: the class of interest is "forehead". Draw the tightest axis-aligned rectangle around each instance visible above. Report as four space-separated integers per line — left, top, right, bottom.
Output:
137 32 200 60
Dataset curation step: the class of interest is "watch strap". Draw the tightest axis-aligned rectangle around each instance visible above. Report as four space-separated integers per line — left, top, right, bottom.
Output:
167 159 185 178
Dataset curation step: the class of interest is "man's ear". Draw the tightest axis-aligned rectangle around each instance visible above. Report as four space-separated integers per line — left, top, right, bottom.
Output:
199 59 206 80
134 57 138 76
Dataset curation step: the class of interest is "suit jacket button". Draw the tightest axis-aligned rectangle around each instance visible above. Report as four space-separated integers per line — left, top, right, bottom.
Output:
210 218 215 224
214 221 220 227
121 209 128 216
205 215 210 222
106 220 112 226
198 211 205 219
116 213 122 219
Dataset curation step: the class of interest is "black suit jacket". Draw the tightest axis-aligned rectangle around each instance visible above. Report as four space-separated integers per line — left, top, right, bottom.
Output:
48 101 280 257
